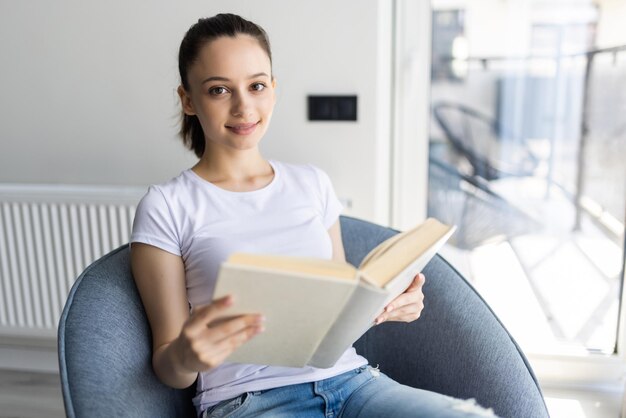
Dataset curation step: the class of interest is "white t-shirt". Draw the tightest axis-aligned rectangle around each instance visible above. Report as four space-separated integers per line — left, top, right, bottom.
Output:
130 160 367 415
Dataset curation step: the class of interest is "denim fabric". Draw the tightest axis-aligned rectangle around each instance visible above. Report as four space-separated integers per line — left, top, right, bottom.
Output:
202 366 498 418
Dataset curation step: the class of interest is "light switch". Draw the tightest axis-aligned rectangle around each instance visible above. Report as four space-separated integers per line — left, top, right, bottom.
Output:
307 95 357 121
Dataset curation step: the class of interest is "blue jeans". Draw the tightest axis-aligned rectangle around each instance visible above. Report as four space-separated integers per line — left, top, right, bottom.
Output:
202 365 499 418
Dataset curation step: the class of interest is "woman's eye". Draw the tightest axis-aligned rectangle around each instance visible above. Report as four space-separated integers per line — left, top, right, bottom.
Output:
251 83 266 92
209 86 228 95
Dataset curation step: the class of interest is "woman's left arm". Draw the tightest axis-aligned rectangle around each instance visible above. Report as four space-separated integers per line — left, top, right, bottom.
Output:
328 219 426 325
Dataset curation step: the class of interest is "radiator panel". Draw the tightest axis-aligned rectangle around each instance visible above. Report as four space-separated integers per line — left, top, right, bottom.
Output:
0 185 143 335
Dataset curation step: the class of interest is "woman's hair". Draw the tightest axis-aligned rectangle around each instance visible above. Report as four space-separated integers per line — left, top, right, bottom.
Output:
178 13 273 158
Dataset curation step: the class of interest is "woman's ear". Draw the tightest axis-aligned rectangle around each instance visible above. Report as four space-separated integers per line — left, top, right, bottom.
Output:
271 78 277 105
177 85 196 116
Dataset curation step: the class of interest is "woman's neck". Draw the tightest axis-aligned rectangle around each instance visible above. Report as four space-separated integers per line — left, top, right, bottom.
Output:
192 150 274 192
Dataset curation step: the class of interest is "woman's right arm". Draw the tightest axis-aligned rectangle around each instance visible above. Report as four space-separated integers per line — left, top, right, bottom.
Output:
130 243 265 389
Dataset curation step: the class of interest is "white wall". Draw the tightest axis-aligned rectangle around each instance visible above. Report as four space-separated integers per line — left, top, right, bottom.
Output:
0 0 393 224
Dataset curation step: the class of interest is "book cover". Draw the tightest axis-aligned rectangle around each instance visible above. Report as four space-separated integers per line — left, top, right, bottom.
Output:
213 218 456 368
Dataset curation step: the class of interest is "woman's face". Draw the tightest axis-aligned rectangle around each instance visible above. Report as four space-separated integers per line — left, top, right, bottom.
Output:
180 35 276 154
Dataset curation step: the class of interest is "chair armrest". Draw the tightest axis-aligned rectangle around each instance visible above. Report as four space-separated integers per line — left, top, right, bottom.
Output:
354 254 549 418
58 245 196 418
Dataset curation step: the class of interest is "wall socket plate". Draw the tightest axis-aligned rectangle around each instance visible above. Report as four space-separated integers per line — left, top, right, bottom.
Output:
307 95 357 121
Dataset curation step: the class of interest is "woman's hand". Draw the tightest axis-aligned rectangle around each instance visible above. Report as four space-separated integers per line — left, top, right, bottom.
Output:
374 273 425 325
171 295 265 373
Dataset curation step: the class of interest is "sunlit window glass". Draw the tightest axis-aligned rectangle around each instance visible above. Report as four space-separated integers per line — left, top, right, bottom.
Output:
428 0 626 355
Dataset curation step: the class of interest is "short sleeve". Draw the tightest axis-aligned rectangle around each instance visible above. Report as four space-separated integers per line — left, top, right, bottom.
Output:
311 166 344 229
130 186 182 256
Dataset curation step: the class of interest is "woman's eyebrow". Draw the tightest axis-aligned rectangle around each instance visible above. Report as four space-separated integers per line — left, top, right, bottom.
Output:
250 72 270 79
202 76 229 84
202 72 270 84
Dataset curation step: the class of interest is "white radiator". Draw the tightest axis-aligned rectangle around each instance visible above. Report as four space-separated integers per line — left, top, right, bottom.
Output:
0 184 145 339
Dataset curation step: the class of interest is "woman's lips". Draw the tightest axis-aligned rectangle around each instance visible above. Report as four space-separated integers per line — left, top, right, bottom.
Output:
226 122 259 135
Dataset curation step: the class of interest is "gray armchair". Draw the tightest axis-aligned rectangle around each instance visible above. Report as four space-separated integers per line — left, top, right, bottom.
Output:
58 216 549 418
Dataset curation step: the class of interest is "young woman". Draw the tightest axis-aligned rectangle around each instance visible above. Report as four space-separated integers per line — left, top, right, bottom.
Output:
130 13 497 418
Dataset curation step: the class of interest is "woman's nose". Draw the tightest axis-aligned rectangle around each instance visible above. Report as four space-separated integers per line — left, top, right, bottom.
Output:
230 92 251 117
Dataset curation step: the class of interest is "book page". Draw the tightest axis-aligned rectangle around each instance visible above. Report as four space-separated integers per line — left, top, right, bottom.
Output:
228 253 357 280
310 256 436 368
354 243 451 339
359 219 456 288
361 244 441 310
358 231 407 268
214 263 357 367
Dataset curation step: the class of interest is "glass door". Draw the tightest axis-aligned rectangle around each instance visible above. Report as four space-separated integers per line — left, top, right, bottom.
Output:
427 0 626 356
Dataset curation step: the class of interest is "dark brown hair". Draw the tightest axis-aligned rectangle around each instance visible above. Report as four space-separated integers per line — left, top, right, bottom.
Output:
178 13 273 158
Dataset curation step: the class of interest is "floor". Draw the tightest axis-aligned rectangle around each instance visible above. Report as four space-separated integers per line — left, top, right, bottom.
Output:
433 173 624 354
0 369 64 418
542 386 622 418
0 368 622 418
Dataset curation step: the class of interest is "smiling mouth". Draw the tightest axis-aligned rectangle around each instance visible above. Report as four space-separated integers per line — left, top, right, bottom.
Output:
226 121 260 135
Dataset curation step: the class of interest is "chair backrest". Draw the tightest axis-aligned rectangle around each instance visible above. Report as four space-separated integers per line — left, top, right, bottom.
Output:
58 242 196 418
59 215 548 418
342 217 548 418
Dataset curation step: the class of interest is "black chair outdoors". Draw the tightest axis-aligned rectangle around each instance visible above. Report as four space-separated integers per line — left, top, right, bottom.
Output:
432 101 540 182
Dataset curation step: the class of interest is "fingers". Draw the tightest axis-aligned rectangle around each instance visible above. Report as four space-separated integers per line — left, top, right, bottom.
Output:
203 319 264 352
186 295 234 334
394 273 425 303
375 273 425 325
387 286 424 311
176 296 266 372
374 299 424 324
203 313 266 344
378 303 423 324
191 318 265 369
405 273 425 292
185 296 265 346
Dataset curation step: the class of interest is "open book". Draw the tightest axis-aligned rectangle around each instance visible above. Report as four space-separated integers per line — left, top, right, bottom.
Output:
213 218 456 368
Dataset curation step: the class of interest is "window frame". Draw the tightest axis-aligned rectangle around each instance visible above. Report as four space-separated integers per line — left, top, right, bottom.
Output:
392 0 626 390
